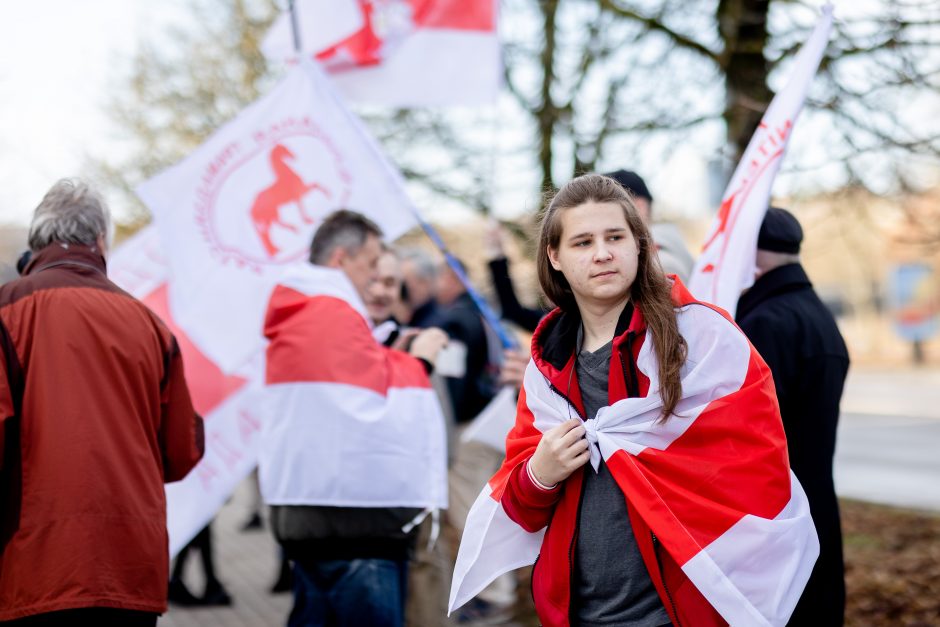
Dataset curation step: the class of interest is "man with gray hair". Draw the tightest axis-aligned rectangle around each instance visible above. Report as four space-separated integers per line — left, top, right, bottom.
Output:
0 179 204 626
399 248 443 328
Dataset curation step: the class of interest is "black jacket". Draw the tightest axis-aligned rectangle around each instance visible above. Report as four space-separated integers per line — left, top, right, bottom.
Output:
487 257 546 332
437 292 498 424
736 263 849 626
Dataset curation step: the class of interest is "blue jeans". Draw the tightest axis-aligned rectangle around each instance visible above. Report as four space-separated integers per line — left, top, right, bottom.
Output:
288 558 408 627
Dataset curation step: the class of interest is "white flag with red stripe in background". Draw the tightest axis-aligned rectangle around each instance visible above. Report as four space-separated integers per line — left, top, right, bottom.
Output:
688 4 833 316
108 226 267 557
136 60 418 373
262 0 501 107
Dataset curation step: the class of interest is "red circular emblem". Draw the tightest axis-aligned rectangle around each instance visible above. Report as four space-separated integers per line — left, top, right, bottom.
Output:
195 117 352 270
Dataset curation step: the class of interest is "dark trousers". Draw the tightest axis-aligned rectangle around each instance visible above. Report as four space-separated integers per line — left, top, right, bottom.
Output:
288 558 408 627
0 608 158 627
172 524 219 585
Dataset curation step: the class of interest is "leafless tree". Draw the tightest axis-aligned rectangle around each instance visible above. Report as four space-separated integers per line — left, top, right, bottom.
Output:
100 0 940 240
94 0 278 226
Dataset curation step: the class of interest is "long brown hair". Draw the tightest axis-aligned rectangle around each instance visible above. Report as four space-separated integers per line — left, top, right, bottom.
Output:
536 174 687 420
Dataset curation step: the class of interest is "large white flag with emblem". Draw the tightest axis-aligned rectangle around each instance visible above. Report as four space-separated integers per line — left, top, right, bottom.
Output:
262 0 501 107
137 61 418 372
688 4 833 316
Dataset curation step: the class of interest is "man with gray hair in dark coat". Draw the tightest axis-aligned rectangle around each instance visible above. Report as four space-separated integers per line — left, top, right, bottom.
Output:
736 207 850 626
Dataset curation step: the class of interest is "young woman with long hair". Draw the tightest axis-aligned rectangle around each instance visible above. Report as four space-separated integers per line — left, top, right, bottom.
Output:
524 173 686 626
449 173 819 627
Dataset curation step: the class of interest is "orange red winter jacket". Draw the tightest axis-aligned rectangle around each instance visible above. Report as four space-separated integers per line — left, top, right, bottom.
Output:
0 243 204 621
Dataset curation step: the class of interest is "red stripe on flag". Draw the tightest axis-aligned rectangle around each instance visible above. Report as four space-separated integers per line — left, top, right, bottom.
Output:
265 287 431 394
607 347 790 566
141 284 247 416
409 0 495 31
487 385 539 499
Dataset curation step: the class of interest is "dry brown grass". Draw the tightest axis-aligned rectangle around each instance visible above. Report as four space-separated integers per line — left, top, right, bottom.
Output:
496 499 940 626
843 499 940 626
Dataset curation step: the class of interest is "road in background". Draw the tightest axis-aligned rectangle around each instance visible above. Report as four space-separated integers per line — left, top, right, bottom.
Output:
835 368 940 512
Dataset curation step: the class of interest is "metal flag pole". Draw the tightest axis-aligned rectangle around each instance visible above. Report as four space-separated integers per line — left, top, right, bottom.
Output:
288 0 303 54
411 215 519 351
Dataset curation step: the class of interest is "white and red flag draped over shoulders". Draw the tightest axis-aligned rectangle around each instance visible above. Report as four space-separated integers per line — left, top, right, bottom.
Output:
450 283 819 626
136 60 418 373
260 263 448 509
108 226 266 557
262 0 501 107
688 4 833 317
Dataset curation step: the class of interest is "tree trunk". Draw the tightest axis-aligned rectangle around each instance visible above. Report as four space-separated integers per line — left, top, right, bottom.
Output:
537 0 561 193
717 0 773 163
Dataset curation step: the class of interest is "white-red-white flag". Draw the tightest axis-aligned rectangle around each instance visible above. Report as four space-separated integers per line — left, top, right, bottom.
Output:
260 263 448 509
136 61 418 373
688 4 833 316
460 386 517 451
262 0 501 107
108 226 266 558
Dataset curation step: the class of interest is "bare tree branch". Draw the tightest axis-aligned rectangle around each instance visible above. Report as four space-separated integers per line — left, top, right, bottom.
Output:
597 0 722 65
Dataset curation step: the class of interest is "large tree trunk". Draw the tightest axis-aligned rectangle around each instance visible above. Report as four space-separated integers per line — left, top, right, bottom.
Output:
537 0 561 193
717 0 773 163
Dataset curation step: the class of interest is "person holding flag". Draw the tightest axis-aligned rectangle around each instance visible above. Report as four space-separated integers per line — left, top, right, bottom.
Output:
449 174 819 626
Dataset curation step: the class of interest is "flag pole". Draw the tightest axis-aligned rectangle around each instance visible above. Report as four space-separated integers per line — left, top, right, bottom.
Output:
288 0 303 54
412 217 519 350
295 57 517 350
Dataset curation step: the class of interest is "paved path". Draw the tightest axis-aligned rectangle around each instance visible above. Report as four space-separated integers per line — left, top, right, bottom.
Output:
159 479 291 627
835 370 940 511
835 413 940 511
839 368 940 420
835 367 940 512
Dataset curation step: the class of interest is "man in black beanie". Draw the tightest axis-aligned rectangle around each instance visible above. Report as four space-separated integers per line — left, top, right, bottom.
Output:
736 207 850 626
604 169 695 281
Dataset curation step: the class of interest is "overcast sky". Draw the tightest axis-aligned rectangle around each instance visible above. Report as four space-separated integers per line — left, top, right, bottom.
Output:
0 1 188 226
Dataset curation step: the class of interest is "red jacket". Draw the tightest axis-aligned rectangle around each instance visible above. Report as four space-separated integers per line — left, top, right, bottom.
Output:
0 243 204 620
501 301 726 627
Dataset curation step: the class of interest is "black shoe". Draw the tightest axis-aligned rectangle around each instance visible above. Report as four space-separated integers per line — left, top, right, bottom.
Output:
168 577 201 606
201 581 233 606
240 512 263 531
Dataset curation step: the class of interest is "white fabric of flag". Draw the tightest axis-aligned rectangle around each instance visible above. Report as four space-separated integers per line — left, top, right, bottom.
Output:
688 4 833 316
262 0 501 107
460 386 517 452
108 225 267 558
262 0 364 60
260 264 448 509
136 61 418 373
